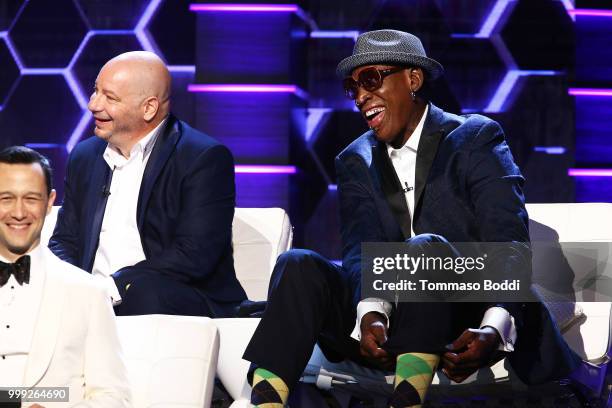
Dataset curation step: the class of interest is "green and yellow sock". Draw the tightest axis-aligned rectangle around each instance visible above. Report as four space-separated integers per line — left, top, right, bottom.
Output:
389 352 439 408
250 368 289 408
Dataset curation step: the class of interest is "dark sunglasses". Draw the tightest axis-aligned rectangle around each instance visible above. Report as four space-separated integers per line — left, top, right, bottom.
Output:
343 67 405 99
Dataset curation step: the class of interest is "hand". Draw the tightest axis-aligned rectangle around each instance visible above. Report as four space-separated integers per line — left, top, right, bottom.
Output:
28 404 46 408
359 312 393 370
441 327 504 383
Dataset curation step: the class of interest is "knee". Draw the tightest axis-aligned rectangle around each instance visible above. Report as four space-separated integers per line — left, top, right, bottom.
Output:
271 249 330 289
276 248 323 267
275 249 330 278
406 233 449 246
116 276 164 315
127 274 163 290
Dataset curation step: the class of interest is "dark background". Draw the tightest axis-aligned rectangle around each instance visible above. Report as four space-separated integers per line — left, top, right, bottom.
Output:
1 0 610 260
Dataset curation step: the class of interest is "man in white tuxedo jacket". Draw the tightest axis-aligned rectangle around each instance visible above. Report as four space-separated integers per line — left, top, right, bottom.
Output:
0 146 131 408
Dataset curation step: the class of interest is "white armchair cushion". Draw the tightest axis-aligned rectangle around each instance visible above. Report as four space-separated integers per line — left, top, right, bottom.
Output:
528 203 612 362
116 315 219 408
214 318 262 406
231 208 292 301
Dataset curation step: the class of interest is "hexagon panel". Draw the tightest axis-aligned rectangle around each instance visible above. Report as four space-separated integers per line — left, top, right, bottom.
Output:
72 33 142 94
488 75 575 203
10 0 87 68
149 0 195 65
76 0 151 29
367 0 451 56
501 0 574 71
577 0 612 7
33 145 70 203
443 37 506 110
0 0 593 249
0 0 25 31
311 111 368 183
68 112 96 149
308 37 356 110
308 0 382 30
434 0 498 34
0 39 20 107
0 75 82 144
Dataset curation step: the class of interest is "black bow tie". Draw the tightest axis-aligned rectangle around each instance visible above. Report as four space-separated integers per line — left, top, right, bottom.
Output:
0 255 31 287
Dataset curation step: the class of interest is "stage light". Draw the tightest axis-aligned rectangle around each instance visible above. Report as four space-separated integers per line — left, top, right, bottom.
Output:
188 84 307 99
569 9 612 18
534 146 567 155
568 169 612 177
310 31 359 40
189 4 298 12
569 88 612 97
235 165 297 174
168 65 196 73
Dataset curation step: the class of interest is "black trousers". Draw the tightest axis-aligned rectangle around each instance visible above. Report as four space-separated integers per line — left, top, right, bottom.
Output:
243 234 487 389
113 274 239 317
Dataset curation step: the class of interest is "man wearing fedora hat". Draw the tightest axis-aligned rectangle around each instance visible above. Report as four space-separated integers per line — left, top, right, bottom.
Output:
243 30 579 407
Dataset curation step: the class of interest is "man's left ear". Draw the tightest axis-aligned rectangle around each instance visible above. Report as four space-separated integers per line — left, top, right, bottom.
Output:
143 97 159 122
47 189 56 214
409 68 424 93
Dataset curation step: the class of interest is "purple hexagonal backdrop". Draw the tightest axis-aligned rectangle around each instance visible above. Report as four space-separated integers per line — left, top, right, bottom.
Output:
0 0 608 254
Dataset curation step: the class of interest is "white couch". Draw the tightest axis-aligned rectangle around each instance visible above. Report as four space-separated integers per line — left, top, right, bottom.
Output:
116 314 219 408
41 206 292 408
41 204 612 406
212 203 612 407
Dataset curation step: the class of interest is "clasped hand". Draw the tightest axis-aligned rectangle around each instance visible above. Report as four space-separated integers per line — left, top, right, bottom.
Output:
359 312 503 381
359 311 393 370
441 327 504 383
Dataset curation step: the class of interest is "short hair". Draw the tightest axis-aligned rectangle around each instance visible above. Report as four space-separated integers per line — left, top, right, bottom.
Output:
0 146 53 194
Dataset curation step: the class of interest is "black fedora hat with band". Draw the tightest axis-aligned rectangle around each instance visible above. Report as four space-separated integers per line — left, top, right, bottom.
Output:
336 29 444 80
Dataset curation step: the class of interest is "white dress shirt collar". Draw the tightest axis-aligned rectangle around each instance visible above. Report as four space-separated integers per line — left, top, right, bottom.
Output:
103 117 167 169
0 243 44 273
387 104 429 157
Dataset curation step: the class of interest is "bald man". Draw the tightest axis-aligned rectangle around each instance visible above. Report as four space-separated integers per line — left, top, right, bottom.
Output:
49 51 247 316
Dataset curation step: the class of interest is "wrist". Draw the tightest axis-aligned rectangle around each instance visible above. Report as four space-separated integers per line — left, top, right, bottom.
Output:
481 326 502 344
361 311 388 327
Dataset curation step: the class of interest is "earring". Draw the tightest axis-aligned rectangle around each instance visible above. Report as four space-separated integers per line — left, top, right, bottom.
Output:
411 90 416 101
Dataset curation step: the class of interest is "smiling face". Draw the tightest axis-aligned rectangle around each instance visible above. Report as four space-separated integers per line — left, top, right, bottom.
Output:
87 52 172 157
0 162 55 261
88 61 147 153
352 64 425 148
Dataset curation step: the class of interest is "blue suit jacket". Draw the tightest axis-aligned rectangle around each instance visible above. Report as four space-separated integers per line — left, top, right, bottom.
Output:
49 115 247 316
335 103 579 384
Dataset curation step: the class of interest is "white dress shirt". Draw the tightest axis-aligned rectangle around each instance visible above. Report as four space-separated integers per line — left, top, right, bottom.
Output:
92 118 167 304
387 104 426 238
354 105 517 351
0 245 45 387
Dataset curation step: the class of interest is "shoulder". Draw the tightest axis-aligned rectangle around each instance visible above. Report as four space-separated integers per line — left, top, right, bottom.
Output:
66 136 106 176
337 131 376 163
442 111 504 148
176 119 225 151
43 248 105 294
172 118 233 162
452 112 499 134
70 135 106 160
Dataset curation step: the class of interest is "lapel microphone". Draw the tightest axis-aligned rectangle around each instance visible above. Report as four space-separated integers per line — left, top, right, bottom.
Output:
403 181 414 193
101 165 117 197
